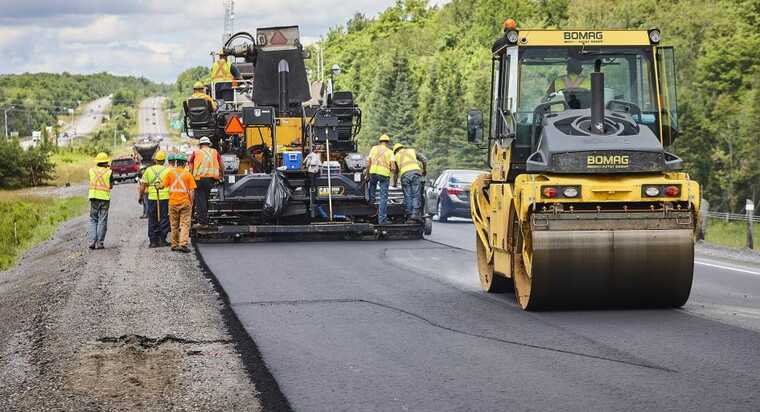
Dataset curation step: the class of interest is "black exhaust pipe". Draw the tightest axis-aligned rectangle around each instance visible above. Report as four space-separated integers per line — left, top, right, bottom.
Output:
590 59 605 134
278 59 290 115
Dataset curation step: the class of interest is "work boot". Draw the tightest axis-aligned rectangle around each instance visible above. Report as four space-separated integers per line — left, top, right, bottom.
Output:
177 245 191 253
96 242 105 250
159 239 170 247
171 246 179 252
140 214 148 219
149 242 159 248
88 242 96 250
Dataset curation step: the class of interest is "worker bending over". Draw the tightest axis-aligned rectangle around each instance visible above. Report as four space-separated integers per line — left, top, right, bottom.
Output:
393 143 427 223
366 134 396 225
161 153 197 253
189 136 222 229
138 150 170 248
88 152 114 250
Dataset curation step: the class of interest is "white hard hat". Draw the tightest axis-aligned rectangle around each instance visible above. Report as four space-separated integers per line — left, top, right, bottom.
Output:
199 137 211 145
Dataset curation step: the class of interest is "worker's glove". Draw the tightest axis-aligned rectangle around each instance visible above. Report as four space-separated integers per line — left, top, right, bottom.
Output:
137 197 143 205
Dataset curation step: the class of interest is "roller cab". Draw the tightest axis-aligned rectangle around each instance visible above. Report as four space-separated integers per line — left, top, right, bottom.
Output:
468 23 700 310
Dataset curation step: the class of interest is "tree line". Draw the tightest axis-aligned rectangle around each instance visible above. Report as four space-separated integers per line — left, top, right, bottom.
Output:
312 0 760 213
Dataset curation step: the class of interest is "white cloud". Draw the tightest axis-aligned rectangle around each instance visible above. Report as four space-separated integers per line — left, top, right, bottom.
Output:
0 0 446 83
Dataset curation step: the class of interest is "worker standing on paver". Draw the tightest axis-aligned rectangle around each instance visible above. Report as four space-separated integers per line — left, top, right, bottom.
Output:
304 145 322 217
366 134 396 225
188 137 222 229
392 143 427 223
138 150 170 248
88 152 114 250
209 49 242 101
161 153 197 253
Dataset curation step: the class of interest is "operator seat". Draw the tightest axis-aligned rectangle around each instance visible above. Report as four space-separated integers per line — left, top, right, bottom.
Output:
183 98 216 138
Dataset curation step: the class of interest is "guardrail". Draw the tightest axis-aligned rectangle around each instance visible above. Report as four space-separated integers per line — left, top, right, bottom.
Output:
706 211 760 223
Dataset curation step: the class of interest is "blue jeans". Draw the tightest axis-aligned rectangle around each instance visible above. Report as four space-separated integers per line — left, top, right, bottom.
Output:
401 172 422 219
368 174 390 224
88 199 109 244
146 199 170 244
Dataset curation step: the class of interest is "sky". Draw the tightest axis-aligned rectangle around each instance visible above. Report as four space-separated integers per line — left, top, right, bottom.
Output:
0 0 449 83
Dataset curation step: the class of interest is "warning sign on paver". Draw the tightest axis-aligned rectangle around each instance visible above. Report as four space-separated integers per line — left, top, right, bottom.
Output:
257 26 300 51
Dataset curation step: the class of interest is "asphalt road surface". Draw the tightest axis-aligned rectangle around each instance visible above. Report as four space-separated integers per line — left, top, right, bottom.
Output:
138 96 168 144
198 221 760 411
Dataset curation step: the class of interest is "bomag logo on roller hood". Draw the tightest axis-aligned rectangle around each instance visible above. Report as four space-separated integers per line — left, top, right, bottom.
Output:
587 154 630 169
564 31 604 43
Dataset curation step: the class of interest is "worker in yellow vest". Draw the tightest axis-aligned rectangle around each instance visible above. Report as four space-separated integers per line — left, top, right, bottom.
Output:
189 81 218 112
138 150 171 248
365 134 396 224
209 49 241 101
392 143 427 223
88 152 114 250
188 136 222 228
549 58 591 94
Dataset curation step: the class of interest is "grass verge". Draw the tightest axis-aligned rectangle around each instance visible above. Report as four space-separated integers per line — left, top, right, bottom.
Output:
0 194 88 270
704 217 760 251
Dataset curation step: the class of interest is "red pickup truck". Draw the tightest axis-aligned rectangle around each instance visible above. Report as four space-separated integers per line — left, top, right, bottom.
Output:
110 157 140 183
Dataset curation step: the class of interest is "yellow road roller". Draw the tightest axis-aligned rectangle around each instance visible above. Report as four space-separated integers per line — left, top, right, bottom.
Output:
467 21 700 310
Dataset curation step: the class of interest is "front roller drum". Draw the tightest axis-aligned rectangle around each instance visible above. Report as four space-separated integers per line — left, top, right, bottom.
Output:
513 228 694 310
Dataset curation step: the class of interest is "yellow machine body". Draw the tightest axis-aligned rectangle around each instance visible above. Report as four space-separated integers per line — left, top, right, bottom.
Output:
470 28 700 310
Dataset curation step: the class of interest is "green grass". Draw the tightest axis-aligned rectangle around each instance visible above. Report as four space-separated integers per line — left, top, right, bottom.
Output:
0 194 88 270
704 217 760 251
50 151 93 186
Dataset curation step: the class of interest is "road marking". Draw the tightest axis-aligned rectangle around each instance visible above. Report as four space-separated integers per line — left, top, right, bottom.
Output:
695 259 760 276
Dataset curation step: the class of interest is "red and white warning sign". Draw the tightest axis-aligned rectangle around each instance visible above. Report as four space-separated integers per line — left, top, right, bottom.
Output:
256 26 300 51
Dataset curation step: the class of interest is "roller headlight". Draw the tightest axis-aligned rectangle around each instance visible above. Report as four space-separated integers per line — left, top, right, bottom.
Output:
563 187 579 198
644 186 660 197
506 30 519 44
648 28 661 44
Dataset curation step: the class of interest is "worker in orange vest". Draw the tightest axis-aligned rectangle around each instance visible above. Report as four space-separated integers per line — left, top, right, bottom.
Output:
161 153 197 253
188 137 223 229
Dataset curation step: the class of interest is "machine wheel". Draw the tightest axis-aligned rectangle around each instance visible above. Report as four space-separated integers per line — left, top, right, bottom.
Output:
477 234 512 293
437 200 449 223
511 217 539 310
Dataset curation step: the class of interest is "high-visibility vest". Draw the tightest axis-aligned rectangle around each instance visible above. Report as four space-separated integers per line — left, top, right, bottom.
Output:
210 60 234 82
555 74 591 90
368 144 393 177
169 168 190 194
88 167 112 201
143 165 170 200
396 148 421 176
192 147 221 180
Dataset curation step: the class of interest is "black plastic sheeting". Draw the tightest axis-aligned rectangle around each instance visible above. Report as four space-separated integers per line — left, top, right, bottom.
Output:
263 170 293 218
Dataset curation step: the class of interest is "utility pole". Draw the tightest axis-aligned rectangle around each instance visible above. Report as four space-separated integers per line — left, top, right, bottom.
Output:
3 106 14 139
222 0 235 43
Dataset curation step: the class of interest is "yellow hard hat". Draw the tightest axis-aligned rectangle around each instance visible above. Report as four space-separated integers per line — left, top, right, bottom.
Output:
154 150 166 161
379 134 391 142
193 81 204 89
95 152 110 163
393 143 405 153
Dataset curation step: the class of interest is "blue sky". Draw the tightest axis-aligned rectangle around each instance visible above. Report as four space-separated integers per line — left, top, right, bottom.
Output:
0 0 449 83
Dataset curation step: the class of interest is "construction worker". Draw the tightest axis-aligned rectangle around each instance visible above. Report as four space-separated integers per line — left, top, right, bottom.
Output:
366 134 395 224
549 58 590 94
304 145 322 216
189 81 218 112
161 153 197 253
138 150 170 248
188 136 222 229
88 152 113 250
209 49 241 101
392 143 427 222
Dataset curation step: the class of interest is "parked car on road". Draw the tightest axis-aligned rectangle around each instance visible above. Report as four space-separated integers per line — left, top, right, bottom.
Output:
110 157 140 183
424 169 487 222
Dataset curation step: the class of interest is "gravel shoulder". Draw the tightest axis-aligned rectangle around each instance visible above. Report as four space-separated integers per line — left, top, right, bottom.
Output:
0 183 261 410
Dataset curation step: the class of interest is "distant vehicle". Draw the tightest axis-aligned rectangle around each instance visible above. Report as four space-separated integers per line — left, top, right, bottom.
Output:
110 157 140 183
425 169 487 222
